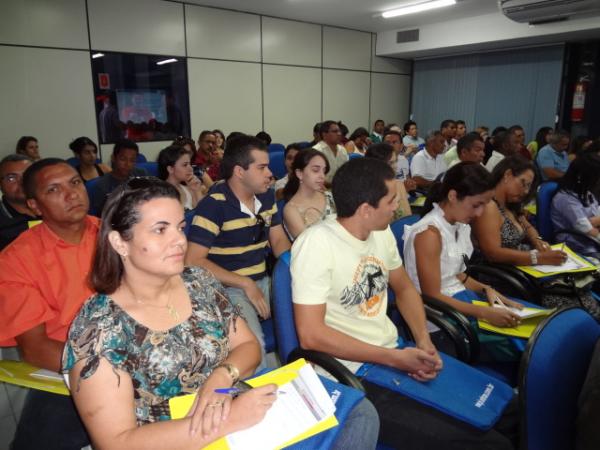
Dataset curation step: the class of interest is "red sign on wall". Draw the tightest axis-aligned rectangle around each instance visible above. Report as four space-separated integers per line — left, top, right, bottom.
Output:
98 73 110 90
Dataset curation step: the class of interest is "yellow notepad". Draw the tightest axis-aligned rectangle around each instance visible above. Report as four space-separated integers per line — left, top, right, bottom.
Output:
472 301 553 338
410 195 426 207
516 243 597 278
0 360 69 396
169 359 338 450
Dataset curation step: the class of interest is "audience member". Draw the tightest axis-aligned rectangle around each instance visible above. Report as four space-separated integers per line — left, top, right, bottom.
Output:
402 121 425 155
526 126 552 159
552 153 600 259
282 149 335 240
274 143 301 198
537 130 571 181
172 136 197 156
89 139 147 215
440 119 457 152
569 135 593 160
194 130 221 181
213 128 226 160
185 135 291 368
0 158 97 449
292 157 514 450
345 127 370 154
312 120 349 185
485 131 520 172
455 120 467 140
507 125 530 160
309 122 321 147
365 143 412 221
383 131 416 191
444 132 485 168
338 121 349 145
370 119 385 144
69 136 111 182
256 131 272 146
484 127 507 163
410 131 447 189
15 136 41 161
0 154 37 250
157 145 207 210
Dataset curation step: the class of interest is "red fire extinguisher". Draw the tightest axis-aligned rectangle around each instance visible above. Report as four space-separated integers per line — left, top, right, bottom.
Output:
571 76 589 122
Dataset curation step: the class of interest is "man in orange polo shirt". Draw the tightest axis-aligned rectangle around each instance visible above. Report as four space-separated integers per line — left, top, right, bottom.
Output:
0 158 98 449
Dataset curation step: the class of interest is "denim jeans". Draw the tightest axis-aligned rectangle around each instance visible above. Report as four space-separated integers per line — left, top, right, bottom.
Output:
224 276 270 371
331 397 379 450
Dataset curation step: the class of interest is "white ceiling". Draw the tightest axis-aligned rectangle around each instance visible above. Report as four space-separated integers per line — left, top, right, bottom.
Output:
183 0 500 33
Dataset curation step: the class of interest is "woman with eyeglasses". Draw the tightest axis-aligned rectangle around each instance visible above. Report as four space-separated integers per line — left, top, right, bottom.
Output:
403 162 524 329
61 178 278 448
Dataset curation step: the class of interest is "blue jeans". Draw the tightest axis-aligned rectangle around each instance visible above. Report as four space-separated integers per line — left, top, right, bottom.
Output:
331 398 379 450
224 276 270 371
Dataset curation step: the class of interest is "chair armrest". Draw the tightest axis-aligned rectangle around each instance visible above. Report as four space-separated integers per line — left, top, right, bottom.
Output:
467 262 541 304
423 306 471 362
554 228 600 245
287 348 365 392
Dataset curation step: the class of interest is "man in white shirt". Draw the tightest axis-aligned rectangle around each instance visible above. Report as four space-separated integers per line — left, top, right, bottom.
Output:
383 130 416 192
440 119 457 152
410 131 447 189
312 120 349 185
445 133 486 168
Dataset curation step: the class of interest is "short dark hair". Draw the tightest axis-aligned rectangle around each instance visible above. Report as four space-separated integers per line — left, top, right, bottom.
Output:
491 126 507 136
220 135 267 180
403 120 417 133
224 131 246 149
374 119 384 126
337 122 349 137
198 130 215 142
22 158 71 199
332 158 395 218
1 154 32 172
493 131 512 153
508 125 524 134
313 122 321 134
284 143 302 157
457 132 484 157
283 149 330 201
549 129 570 146
319 120 338 139
113 139 139 157
365 143 394 163
172 136 195 150
440 119 456 130
456 120 466 127
92 177 180 294
157 145 189 180
16 136 37 154
69 136 98 155
256 131 272 146
383 130 402 141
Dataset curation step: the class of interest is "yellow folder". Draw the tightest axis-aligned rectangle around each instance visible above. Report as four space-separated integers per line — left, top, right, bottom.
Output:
0 360 69 396
516 244 597 278
169 359 338 450
472 301 553 338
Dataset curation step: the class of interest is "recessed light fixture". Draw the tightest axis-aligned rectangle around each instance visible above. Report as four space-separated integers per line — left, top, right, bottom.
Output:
92 52 104 59
156 58 178 65
382 0 456 18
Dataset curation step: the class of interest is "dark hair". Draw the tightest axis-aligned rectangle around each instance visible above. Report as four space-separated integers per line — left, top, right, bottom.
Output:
225 131 246 149
221 135 267 179
16 136 38 154
456 120 466 127
423 162 494 215
440 119 456 130
282 149 330 201
365 143 394 163
558 152 600 206
403 120 417 133
493 131 513 154
457 132 484 157
313 122 321 134
92 177 180 294
284 142 302 157
212 129 225 146
69 136 98 155
492 126 507 136
172 136 195 150
549 129 570 146
491 156 537 214
534 126 553 150
332 158 395 218
256 131 272 146
319 120 338 139
508 125 524 134
383 130 402 142
113 139 139 157
1 154 32 172
374 119 384 126
198 130 215 143
22 158 71 200
349 127 369 142
569 135 591 156
157 145 189 180
337 122 349 137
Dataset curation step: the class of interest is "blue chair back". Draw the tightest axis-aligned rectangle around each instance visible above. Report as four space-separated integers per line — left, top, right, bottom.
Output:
297 141 311 149
85 177 102 216
66 157 80 167
268 143 285 154
136 162 159 177
536 181 558 242
268 151 286 179
136 153 147 163
390 214 420 259
348 152 363 160
519 307 600 450
272 251 299 363
183 208 196 236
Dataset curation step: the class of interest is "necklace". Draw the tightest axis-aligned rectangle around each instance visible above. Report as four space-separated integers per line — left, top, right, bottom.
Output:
126 283 179 320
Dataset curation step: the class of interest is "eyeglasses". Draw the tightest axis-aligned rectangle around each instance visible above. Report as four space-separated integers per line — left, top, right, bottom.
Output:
518 178 533 192
1 173 22 183
254 214 266 242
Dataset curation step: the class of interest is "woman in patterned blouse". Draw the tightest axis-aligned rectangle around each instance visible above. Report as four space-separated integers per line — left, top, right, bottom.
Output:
62 177 277 449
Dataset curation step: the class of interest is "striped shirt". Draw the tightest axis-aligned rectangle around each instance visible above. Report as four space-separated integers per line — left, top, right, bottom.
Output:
187 181 281 280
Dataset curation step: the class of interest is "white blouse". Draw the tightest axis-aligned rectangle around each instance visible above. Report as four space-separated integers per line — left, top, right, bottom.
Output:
402 203 473 296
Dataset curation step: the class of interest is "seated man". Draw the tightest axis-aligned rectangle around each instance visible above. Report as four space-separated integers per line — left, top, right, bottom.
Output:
444 132 486 168
89 138 147 215
0 158 98 449
186 135 291 369
291 157 515 450
485 131 520 172
312 120 349 186
0 154 37 250
382 130 416 192
537 130 571 181
410 131 447 189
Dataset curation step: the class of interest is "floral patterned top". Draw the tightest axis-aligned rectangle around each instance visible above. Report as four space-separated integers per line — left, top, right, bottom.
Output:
62 266 240 425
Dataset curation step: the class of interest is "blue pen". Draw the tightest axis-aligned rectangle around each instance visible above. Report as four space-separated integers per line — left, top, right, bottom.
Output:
214 387 286 396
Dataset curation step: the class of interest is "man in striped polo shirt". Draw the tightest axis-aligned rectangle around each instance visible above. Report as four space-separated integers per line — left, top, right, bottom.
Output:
185 135 291 369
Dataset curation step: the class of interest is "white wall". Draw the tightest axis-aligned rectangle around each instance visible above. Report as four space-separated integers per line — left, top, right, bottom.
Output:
0 0 411 161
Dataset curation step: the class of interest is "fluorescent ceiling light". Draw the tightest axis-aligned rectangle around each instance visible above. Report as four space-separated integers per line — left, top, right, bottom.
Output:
92 52 104 59
156 58 178 65
382 0 456 18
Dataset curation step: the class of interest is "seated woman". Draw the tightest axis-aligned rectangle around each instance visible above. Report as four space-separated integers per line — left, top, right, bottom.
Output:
551 152 600 259
213 129 226 161
472 156 600 317
364 143 412 221
158 145 208 211
403 162 523 329
172 136 214 189
283 149 336 240
69 136 111 181
344 127 370 155
63 178 379 450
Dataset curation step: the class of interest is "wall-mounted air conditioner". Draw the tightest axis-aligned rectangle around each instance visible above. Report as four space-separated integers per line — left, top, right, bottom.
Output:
500 0 600 25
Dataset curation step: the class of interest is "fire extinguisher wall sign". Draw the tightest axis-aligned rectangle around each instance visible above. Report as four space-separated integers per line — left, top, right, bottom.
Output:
571 79 588 123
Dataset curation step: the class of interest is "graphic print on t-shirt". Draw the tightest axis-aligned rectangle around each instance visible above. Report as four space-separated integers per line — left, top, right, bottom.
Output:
340 255 387 317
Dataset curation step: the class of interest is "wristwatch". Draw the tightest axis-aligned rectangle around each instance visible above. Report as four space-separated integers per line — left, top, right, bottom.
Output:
216 363 240 384
530 249 539 265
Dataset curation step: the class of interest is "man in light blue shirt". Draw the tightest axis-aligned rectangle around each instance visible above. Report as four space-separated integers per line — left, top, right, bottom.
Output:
537 130 570 181
402 120 425 153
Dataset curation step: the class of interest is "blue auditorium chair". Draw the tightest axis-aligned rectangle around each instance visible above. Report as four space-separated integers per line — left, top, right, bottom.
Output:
268 143 285 154
135 162 159 177
348 152 363 160
84 177 102 216
268 151 286 179
136 153 147 163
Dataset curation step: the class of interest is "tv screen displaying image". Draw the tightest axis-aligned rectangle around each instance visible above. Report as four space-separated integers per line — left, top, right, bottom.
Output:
116 90 167 124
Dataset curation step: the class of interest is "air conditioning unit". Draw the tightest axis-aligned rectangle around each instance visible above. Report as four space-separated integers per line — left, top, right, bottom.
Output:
499 0 600 25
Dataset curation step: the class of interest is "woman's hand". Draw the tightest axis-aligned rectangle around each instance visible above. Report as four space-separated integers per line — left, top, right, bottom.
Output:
186 174 204 193
227 384 278 430
480 305 521 328
533 239 551 251
188 368 235 437
537 250 568 265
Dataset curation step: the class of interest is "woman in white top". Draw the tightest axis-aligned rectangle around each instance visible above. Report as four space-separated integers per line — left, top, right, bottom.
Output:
403 162 523 328
283 148 336 240
158 145 207 210
344 127 370 155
